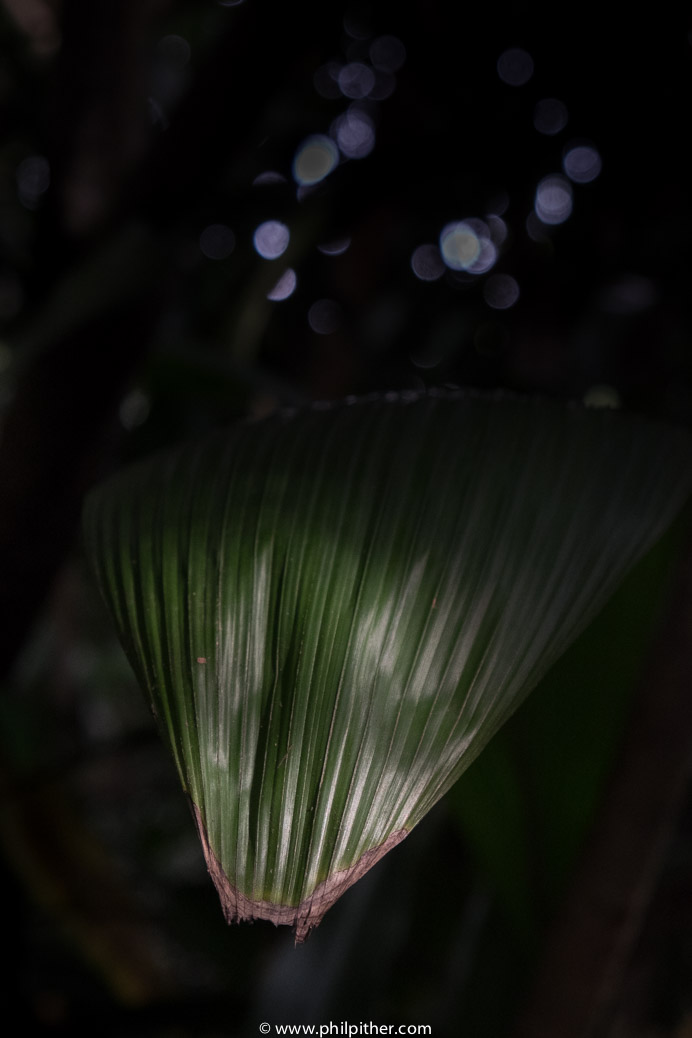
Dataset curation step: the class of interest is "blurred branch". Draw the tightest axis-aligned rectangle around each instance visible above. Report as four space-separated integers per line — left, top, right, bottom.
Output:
514 518 692 1038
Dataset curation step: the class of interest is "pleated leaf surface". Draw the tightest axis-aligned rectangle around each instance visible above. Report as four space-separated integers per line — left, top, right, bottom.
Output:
83 392 692 938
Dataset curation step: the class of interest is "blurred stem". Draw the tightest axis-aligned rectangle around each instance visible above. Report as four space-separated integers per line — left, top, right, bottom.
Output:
514 514 692 1038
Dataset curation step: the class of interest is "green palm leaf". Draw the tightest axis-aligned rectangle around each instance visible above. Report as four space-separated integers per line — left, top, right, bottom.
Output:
83 391 692 940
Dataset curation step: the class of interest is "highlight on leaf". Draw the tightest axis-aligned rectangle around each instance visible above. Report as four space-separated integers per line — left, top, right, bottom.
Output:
83 390 692 941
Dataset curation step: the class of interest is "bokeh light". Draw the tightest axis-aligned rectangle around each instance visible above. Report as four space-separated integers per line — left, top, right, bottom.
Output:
16 155 50 209
411 244 445 281
583 384 622 409
119 388 151 430
457 220 498 273
308 299 341 334
534 98 569 135
338 62 375 99
333 109 375 159
253 221 290 259
370 35 406 71
563 144 602 183
467 237 498 274
534 175 573 225
267 269 297 301
199 223 235 260
497 47 533 86
292 135 339 186
152 34 191 107
439 222 481 270
253 171 287 186
147 96 168 130
487 214 508 246
318 237 351 255
343 12 371 40
483 273 520 309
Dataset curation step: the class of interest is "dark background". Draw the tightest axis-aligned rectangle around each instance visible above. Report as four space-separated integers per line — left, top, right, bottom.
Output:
1 2 692 1035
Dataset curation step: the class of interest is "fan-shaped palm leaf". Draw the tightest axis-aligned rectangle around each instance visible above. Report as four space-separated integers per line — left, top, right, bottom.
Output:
83 392 692 940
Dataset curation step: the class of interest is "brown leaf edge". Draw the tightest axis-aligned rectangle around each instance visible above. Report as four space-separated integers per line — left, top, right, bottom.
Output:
191 803 408 943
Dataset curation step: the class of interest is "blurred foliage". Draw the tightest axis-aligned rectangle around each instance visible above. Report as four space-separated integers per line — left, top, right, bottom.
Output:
1 0 692 1035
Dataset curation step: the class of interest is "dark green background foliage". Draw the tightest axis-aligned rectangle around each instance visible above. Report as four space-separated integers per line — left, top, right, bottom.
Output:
1 1 692 1035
